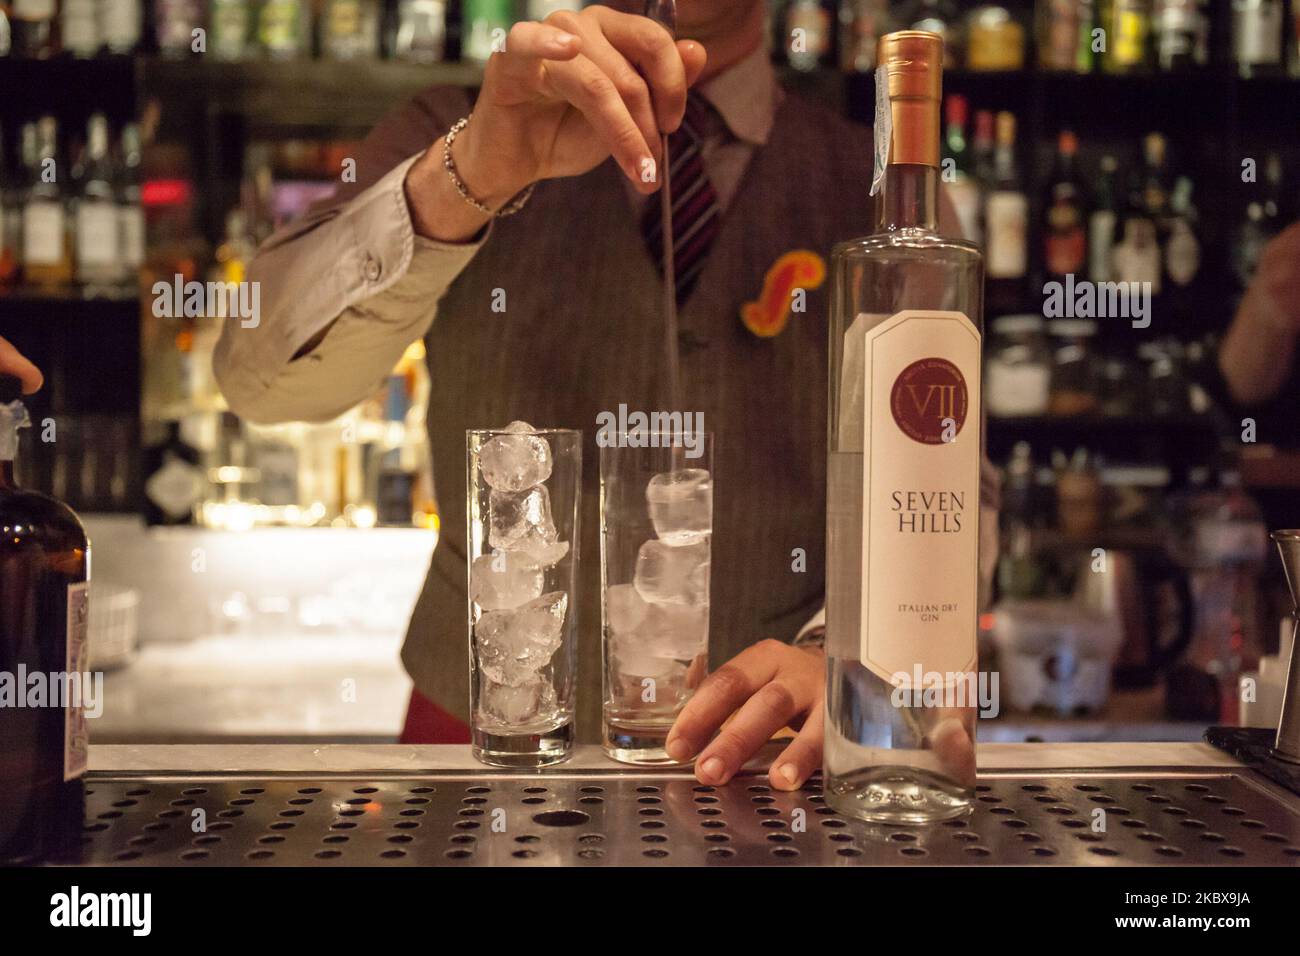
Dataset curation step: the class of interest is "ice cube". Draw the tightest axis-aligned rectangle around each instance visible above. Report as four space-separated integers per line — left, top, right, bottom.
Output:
479 677 556 727
633 538 710 606
605 582 649 634
608 629 680 680
479 421 553 492
646 468 712 545
474 591 568 686
488 486 568 565
469 552 543 610
640 601 710 660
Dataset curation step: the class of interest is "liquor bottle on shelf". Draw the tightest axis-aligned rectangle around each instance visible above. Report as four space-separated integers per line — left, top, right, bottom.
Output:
1232 0 1285 77
971 108 995 188
1043 130 1087 283
117 122 144 281
826 30 982 825
73 113 124 295
1163 175 1200 288
964 4 1024 70
392 0 447 63
1112 139 1163 290
462 0 514 63
21 117 73 294
62 0 100 57
838 0 888 72
0 375 90 865
1138 131 1170 229
1291 0 1300 77
1037 0 1094 72
322 0 380 60
0 129 18 292
526 0 580 16
1098 0 1152 73
1088 153 1120 283
784 0 834 71
211 0 253 60
257 0 310 59
1153 0 1208 69
895 0 959 65
983 110 1027 311
101 0 142 53
1232 152 1284 288
942 94 981 244
154 0 203 57
11 0 56 57
142 419 204 526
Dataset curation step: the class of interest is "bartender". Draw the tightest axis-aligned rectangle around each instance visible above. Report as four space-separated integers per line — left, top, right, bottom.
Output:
212 2 996 790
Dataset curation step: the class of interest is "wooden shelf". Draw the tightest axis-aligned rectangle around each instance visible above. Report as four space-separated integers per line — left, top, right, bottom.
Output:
140 56 484 128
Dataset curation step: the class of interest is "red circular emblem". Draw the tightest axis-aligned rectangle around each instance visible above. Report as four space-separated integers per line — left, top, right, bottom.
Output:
890 357 969 445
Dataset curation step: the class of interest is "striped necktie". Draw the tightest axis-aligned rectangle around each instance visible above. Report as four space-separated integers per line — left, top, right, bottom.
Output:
641 91 723 306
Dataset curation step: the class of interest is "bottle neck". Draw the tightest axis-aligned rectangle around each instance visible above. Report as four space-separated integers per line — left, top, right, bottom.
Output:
876 163 939 232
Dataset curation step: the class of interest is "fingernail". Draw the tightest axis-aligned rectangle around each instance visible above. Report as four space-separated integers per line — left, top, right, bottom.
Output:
699 757 725 782
665 736 691 761
776 763 799 787
547 33 577 52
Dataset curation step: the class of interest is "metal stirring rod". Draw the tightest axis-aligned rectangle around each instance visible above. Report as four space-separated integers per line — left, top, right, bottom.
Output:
644 0 682 418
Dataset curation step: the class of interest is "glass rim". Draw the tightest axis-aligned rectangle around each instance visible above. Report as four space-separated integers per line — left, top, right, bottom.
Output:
467 427 583 438
596 430 713 443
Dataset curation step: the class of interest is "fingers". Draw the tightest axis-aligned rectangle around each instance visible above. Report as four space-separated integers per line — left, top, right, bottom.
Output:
493 19 582 83
0 336 44 394
691 673 817 785
557 23 662 173
542 57 658 190
588 6 688 134
677 40 708 88
665 640 783 764
769 703 824 791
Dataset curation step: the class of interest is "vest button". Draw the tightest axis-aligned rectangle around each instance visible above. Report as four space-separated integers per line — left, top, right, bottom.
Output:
362 255 382 283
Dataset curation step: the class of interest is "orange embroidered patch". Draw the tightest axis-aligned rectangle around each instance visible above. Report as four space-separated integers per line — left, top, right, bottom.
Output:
740 250 827 338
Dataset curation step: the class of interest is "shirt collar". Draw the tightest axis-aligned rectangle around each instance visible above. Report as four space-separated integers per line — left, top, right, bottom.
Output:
696 43 780 147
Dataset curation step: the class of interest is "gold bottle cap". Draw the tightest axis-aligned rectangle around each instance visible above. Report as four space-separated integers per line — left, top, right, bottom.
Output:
876 30 943 168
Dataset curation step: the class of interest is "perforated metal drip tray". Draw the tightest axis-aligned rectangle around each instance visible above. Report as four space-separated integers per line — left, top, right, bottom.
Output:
60 764 1300 867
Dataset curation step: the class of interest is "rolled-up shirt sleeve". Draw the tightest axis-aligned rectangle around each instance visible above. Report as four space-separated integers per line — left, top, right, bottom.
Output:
214 86 482 424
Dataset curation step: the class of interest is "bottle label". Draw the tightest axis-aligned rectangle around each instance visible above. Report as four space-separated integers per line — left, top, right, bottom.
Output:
858 310 980 686
15 0 56 19
1088 209 1117 282
146 452 205 519
76 201 119 268
985 191 1028 277
23 202 65 267
120 205 145 268
64 582 90 782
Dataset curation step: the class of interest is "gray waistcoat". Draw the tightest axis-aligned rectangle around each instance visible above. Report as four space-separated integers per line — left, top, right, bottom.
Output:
402 93 875 739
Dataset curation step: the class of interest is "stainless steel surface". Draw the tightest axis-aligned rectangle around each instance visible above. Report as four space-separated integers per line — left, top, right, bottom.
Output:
72 766 1300 866
1272 530 1300 763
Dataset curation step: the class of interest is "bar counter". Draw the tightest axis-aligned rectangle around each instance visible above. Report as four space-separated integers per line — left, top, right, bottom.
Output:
63 742 1300 867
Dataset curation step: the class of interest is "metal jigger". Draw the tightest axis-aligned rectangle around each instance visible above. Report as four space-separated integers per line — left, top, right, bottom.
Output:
1271 530 1300 763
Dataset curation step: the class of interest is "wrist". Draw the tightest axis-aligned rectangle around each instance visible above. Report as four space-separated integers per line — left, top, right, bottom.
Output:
451 122 533 209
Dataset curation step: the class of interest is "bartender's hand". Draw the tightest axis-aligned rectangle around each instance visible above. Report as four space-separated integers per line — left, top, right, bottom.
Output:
665 640 825 792
1219 221 1300 405
0 335 43 394
406 7 707 241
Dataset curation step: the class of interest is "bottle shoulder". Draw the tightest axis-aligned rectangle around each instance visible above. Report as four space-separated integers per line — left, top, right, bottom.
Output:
0 488 90 552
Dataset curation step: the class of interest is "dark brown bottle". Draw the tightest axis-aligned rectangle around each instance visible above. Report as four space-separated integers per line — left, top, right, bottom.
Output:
0 374 90 864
